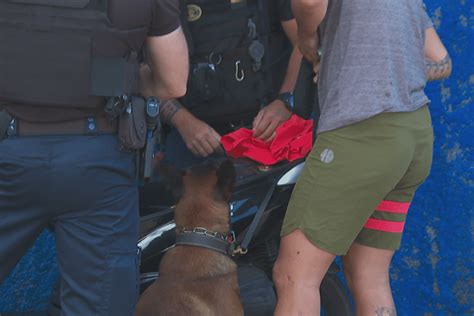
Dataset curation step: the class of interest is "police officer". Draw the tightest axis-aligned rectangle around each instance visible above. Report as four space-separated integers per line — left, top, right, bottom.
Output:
0 0 188 314
158 0 303 168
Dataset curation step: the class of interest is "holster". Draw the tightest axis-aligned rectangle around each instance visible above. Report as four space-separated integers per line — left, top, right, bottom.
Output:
0 110 12 141
118 97 147 150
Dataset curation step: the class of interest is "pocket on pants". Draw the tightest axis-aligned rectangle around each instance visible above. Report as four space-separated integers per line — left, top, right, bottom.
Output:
100 248 140 316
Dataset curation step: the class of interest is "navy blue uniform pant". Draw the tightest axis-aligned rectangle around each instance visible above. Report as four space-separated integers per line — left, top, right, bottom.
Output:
0 135 139 315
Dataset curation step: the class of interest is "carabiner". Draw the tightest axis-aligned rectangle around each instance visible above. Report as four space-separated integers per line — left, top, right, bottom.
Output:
235 60 245 82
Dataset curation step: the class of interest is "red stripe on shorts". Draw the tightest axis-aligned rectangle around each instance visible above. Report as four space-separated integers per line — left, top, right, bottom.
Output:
364 218 405 233
376 201 411 214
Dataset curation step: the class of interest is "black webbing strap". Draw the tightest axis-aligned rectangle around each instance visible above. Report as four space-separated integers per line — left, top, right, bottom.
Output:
179 0 195 56
256 0 273 106
238 178 277 253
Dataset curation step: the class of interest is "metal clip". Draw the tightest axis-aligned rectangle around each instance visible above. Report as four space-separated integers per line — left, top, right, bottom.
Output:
247 18 257 39
232 245 248 257
7 118 17 137
208 52 222 66
235 60 245 82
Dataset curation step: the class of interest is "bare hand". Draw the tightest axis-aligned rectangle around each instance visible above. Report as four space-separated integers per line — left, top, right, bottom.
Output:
253 100 292 141
176 115 222 157
297 30 319 66
297 30 321 83
313 59 321 83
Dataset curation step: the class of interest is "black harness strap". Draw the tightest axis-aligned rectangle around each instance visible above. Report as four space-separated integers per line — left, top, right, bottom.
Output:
235 178 277 255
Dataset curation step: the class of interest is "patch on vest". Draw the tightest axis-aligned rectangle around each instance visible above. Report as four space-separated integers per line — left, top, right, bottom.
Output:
320 149 334 164
187 4 203 22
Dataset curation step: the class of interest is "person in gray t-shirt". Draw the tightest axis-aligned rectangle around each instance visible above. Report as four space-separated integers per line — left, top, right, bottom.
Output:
273 1 452 315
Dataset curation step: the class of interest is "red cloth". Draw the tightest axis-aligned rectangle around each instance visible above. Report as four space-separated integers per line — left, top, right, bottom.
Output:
221 115 313 165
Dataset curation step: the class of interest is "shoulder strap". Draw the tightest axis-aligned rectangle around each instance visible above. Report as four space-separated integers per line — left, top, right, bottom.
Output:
179 0 195 56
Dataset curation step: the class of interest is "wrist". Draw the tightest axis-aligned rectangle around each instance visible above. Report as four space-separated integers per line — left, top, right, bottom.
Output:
276 91 294 113
171 108 190 129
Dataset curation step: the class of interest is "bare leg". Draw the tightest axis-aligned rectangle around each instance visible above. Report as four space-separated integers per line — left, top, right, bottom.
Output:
342 243 396 316
273 229 335 316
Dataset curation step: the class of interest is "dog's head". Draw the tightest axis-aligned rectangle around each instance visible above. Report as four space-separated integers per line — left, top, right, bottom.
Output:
159 158 236 229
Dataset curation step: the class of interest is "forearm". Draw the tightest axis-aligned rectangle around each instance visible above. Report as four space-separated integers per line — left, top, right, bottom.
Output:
280 48 303 93
160 98 184 126
426 54 452 81
291 0 328 37
424 27 452 81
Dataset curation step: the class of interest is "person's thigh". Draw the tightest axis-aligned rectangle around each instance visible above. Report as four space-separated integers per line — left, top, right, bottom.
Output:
355 106 434 251
281 112 417 256
276 229 335 283
51 135 140 315
0 137 51 282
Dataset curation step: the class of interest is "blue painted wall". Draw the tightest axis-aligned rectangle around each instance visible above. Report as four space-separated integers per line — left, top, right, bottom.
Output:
0 0 473 314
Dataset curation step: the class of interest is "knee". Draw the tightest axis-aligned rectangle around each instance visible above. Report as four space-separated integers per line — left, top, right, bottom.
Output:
272 259 290 291
272 258 324 292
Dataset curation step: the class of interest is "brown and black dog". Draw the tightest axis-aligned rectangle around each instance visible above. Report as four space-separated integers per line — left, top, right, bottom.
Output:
136 159 244 316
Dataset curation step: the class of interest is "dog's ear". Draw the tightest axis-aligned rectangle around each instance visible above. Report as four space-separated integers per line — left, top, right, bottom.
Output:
215 159 236 201
159 162 185 202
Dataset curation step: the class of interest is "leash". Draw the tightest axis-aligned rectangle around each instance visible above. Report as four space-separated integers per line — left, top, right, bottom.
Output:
232 178 278 256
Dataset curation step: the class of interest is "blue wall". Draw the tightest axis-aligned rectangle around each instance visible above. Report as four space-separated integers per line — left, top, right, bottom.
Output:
391 1 474 315
1 0 473 314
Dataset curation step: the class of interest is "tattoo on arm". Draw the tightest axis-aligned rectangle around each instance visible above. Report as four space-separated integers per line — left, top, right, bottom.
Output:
160 99 183 125
426 54 452 81
375 307 397 316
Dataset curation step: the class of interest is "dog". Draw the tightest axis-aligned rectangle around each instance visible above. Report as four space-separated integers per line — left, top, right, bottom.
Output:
136 159 244 316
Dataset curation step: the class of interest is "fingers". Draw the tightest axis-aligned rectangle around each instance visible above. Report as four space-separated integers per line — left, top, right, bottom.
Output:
189 127 221 158
258 120 279 141
253 110 264 132
253 113 272 139
313 62 320 83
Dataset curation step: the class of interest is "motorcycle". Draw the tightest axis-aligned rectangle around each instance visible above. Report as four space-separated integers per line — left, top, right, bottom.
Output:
137 156 353 316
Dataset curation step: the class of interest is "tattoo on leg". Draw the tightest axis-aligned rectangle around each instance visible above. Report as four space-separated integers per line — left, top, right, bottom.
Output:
375 307 397 316
160 99 183 125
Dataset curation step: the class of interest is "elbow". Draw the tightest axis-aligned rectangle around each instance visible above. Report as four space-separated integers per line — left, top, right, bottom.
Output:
298 0 326 9
162 83 187 99
169 85 187 99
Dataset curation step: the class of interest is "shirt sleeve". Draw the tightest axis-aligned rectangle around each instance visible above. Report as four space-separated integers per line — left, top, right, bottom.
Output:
277 0 294 22
148 0 181 36
422 2 434 30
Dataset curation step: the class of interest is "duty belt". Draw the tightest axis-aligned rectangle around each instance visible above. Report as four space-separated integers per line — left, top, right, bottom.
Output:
5 116 118 137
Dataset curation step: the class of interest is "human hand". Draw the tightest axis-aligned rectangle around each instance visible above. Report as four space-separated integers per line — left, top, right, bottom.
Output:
175 114 222 157
297 29 319 66
297 30 321 83
313 59 321 83
252 100 292 141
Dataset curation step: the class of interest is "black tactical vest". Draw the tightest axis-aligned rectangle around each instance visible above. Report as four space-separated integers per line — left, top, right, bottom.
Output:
180 0 292 123
0 0 148 108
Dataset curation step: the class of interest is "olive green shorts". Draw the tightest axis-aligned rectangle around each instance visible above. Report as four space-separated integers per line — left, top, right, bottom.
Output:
281 106 434 255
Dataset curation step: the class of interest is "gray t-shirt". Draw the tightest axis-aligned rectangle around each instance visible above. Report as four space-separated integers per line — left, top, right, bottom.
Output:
317 0 433 134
